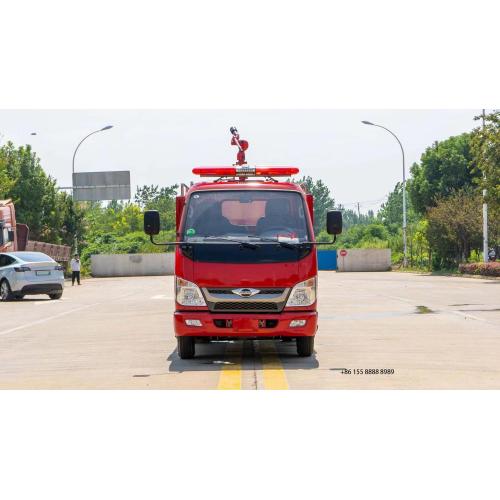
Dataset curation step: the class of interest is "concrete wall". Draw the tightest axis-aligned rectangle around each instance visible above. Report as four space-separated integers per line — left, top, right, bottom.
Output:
336 248 391 272
91 249 390 276
91 253 175 277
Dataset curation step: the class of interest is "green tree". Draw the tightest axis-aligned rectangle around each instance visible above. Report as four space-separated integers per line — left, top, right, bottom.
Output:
2 142 60 242
426 189 483 267
409 133 479 214
293 176 335 235
135 184 179 230
336 207 376 230
0 147 14 198
471 110 500 211
378 182 406 226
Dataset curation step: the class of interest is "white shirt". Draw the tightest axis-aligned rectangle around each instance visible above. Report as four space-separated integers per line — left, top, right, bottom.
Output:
70 259 81 272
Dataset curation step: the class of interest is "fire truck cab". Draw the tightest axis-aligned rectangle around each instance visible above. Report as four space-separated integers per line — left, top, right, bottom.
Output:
144 130 342 359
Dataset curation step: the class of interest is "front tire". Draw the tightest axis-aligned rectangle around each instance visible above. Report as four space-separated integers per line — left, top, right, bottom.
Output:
177 336 195 359
0 280 14 301
49 292 63 300
296 336 314 357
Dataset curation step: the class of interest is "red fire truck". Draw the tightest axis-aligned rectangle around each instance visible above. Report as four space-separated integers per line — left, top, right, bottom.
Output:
144 129 342 358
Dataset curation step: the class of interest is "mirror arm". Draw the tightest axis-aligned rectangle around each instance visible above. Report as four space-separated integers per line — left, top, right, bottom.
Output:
304 235 337 245
312 235 336 245
149 235 186 246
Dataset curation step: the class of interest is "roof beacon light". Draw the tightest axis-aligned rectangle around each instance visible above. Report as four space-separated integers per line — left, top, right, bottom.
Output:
192 166 299 177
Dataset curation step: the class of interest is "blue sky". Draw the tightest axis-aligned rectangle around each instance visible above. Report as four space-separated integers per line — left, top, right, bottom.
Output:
1 109 480 213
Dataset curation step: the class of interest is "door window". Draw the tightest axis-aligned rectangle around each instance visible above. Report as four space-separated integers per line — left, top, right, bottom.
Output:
0 255 15 268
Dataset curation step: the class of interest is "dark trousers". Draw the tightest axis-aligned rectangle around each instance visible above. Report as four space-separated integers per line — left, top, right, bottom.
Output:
72 271 81 285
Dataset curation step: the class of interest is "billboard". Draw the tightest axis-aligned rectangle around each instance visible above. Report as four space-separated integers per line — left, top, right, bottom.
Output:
72 171 131 201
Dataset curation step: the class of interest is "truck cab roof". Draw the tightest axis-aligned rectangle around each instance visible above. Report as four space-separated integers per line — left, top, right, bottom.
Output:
187 179 306 195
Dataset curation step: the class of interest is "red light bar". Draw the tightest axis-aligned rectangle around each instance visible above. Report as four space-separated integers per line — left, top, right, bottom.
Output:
255 167 299 176
193 167 237 177
192 167 299 177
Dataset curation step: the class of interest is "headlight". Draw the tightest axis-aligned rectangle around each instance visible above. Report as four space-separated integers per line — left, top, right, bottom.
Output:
176 277 206 306
286 277 317 307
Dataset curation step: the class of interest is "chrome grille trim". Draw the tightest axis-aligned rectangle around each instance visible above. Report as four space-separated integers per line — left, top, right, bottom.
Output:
202 287 290 313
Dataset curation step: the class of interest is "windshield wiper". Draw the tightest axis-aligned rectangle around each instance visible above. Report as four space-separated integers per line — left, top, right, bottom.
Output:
203 236 258 249
252 237 299 249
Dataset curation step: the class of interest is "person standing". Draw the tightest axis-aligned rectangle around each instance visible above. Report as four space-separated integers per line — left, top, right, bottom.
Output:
70 254 81 285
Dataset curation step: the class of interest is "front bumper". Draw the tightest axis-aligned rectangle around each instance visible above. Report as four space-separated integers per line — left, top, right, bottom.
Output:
174 310 317 338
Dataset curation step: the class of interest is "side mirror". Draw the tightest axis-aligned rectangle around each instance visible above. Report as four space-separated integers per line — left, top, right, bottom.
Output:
326 210 342 235
144 210 161 235
8 230 15 242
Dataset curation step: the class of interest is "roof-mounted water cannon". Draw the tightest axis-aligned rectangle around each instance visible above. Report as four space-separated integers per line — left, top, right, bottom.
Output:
230 126 249 166
192 128 299 179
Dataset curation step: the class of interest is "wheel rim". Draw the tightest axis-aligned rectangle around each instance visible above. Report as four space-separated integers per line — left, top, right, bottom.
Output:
1 282 8 300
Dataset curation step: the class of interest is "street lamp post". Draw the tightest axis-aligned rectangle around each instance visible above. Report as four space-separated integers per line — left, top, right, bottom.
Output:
72 125 113 176
362 120 408 267
71 125 113 252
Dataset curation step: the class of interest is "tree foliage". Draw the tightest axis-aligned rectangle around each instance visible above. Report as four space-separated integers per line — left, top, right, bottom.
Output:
135 184 179 231
0 148 14 198
0 142 84 245
409 133 479 215
378 182 406 226
337 207 375 230
426 189 483 267
293 176 335 235
470 110 500 211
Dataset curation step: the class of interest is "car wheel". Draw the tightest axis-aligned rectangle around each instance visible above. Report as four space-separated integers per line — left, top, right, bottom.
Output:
0 280 14 301
13 294 24 300
177 336 195 359
49 292 63 300
296 336 314 357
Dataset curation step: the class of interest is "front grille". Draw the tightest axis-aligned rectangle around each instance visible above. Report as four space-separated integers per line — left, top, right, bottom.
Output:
206 288 285 295
213 302 279 312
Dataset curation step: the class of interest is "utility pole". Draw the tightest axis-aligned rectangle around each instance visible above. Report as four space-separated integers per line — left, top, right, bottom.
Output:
482 109 488 262
357 202 360 220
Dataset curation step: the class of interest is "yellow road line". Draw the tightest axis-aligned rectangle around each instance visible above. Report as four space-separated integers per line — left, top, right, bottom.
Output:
259 341 289 390
217 342 243 390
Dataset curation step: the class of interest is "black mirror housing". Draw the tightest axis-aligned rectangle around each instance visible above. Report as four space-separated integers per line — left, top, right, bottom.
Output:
326 210 342 235
144 210 161 235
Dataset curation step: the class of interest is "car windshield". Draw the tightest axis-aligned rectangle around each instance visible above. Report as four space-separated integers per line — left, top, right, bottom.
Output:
183 190 310 242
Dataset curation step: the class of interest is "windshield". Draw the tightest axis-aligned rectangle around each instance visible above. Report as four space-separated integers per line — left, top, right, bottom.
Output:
183 190 310 242
180 190 312 264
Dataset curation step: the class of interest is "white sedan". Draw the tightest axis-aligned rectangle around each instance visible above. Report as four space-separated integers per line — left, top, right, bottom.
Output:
0 251 65 301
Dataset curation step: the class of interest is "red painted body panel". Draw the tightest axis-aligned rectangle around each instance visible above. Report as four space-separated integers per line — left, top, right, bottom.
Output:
175 249 316 288
175 196 185 232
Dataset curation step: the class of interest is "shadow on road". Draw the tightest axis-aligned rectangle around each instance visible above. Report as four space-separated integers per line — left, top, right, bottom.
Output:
167 339 319 373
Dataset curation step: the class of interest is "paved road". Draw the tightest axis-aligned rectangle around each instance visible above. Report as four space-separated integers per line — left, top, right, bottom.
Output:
0 272 499 389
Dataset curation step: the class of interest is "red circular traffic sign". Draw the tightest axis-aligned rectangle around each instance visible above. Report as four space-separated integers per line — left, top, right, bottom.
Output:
339 249 347 257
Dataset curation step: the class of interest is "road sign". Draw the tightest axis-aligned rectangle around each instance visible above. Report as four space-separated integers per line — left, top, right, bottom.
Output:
72 171 131 201
340 249 347 257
